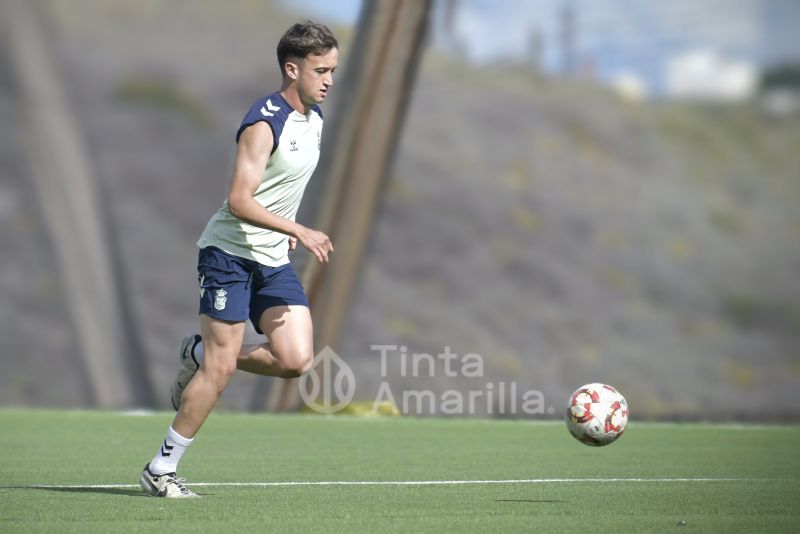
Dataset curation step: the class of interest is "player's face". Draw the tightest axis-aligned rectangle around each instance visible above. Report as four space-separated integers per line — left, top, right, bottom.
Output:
295 48 338 106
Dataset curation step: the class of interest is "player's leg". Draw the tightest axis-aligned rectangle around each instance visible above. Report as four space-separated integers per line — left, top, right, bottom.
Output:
174 315 245 435
141 316 244 498
243 304 313 378
144 246 251 497
239 261 313 377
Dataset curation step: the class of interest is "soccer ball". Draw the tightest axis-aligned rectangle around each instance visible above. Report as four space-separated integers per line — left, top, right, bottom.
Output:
566 383 628 446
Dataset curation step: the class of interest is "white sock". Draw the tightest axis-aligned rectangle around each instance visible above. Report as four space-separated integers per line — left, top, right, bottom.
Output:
149 426 193 474
194 341 204 365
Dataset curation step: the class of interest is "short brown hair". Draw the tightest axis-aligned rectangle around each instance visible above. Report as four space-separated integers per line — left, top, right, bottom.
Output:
277 21 338 77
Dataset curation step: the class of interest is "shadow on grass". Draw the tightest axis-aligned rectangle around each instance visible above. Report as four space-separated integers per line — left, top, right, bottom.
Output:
6 486 150 498
2 485 216 498
495 499 568 504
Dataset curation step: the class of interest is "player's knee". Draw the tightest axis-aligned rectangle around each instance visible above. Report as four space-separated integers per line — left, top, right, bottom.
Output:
203 356 238 385
294 352 314 376
281 348 314 378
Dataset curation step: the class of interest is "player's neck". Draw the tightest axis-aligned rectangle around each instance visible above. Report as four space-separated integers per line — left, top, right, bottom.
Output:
279 86 310 116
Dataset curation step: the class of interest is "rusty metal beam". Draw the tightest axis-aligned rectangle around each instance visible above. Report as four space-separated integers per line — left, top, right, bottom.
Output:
261 0 432 412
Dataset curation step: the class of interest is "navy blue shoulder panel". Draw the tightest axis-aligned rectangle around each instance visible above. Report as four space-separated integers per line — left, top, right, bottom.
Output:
311 104 323 120
236 92 291 153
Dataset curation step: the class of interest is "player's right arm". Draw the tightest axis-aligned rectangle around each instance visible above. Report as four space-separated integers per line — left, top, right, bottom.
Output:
227 122 334 263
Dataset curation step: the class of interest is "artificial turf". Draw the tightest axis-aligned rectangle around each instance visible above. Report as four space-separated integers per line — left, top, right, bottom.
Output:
0 410 798 533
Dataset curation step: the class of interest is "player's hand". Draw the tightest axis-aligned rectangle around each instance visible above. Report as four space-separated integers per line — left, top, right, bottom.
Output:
288 237 297 251
296 226 334 263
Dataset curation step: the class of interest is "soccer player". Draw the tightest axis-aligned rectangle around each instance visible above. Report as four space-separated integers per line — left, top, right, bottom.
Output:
139 21 338 498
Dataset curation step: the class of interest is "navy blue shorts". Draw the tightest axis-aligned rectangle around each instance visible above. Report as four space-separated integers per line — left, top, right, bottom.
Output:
197 246 309 334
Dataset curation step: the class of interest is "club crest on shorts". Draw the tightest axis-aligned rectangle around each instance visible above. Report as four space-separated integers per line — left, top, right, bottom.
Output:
213 288 227 311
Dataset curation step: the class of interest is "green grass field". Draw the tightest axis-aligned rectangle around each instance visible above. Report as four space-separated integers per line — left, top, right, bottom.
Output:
0 410 798 533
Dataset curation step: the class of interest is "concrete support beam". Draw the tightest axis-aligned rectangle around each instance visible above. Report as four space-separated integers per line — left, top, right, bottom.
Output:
4 1 153 408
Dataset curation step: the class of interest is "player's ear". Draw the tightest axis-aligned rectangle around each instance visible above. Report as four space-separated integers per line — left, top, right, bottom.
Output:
284 60 300 81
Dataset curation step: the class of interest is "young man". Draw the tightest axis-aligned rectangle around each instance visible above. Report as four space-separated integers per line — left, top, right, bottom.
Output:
139 21 338 498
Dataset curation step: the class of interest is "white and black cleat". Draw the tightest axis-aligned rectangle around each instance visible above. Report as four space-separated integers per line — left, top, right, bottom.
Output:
139 463 199 498
171 334 201 411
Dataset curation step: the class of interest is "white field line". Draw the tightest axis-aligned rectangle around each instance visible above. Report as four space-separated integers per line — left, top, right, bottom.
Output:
3 478 775 490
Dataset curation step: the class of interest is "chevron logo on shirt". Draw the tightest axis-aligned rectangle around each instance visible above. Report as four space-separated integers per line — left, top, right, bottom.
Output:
260 99 281 117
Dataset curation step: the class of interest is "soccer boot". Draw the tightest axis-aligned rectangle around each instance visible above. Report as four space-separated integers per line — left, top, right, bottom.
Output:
139 463 199 498
170 334 201 410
